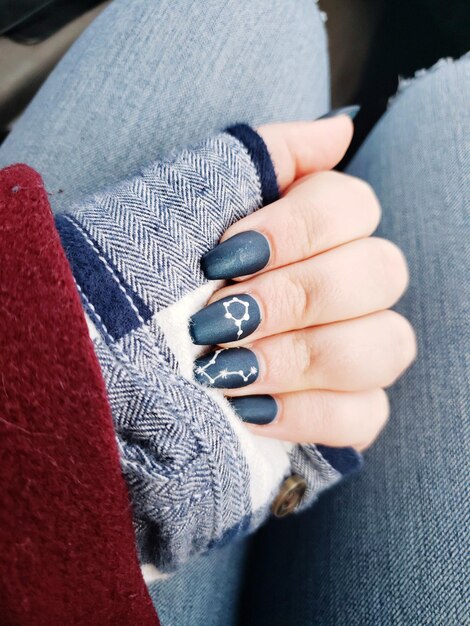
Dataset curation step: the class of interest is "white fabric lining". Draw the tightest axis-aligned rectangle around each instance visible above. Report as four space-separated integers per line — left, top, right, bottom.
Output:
155 284 293 513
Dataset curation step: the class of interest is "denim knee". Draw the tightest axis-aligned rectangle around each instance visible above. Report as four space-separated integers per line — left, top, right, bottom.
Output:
0 0 330 212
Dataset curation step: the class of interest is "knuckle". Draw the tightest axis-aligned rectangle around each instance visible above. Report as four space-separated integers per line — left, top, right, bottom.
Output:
372 238 410 296
374 389 391 431
285 193 319 256
318 169 343 186
278 270 316 325
350 176 376 202
291 331 317 379
304 392 335 441
316 394 336 440
386 311 417 384
365 189 382 231
358 390 390 451
347 176 382 230
272 190 315 260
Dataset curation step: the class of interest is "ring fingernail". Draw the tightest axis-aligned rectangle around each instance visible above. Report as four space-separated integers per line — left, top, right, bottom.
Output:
189 294 261 345
229 395 278 425
194 348 259 388
201 231 270 279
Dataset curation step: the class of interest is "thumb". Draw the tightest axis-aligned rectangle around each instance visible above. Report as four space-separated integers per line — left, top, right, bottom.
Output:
257 113 356 193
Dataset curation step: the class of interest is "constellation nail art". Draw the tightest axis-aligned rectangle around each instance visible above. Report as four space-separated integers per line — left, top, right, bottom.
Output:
223 296 251 338
189 294 261 345
194 348 259 388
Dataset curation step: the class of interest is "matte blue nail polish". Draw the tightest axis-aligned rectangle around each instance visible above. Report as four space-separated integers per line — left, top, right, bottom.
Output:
189 294 261 345
229 395 278 425
194 348 259 388
318 105 361 121
201 231 270 280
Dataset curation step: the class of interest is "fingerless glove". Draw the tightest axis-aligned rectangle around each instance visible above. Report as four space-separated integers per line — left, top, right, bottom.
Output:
56 126 361 573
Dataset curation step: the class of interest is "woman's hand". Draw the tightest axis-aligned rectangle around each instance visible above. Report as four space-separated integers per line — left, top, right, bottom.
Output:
56 118 387 568
190 116 416 451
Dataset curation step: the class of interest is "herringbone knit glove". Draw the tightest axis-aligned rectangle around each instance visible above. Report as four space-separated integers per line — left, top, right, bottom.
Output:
55 125 361 574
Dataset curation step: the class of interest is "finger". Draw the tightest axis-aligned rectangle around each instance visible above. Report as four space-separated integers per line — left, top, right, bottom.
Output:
257 117 354 192
201 171 380 282
192 237 408 346
193 311 417 394
230 388 389 450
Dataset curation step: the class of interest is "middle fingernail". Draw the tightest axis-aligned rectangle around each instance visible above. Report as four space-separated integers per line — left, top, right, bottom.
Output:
189 294 261 345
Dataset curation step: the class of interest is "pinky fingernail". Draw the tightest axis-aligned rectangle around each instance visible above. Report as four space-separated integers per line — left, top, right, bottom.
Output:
229 395 278 425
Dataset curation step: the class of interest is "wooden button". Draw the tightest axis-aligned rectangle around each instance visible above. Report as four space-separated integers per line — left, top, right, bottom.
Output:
271 474 307 518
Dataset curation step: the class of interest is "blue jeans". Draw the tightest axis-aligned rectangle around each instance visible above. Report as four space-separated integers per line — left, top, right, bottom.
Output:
1 1 468 624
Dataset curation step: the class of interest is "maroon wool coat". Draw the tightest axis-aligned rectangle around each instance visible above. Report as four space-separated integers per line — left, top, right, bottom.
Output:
0 164 159 624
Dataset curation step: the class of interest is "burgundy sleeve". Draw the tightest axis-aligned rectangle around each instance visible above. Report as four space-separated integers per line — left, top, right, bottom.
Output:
0 165 159 625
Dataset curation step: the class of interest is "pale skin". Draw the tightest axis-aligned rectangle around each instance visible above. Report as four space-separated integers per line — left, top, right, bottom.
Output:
208 116 417 451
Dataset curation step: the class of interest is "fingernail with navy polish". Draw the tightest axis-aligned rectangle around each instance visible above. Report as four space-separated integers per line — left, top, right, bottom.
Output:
201 231 270 280
229 395 278 425
318 104 361 121
189 294 261 345
194 348 259 388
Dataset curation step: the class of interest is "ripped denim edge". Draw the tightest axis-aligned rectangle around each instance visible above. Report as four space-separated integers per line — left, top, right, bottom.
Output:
388 50 470 108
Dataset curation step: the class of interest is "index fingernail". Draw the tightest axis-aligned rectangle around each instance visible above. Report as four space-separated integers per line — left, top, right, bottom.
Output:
201 230 270 280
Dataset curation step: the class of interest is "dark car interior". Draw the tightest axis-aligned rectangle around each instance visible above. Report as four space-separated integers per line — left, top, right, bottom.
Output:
0 0 468 161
